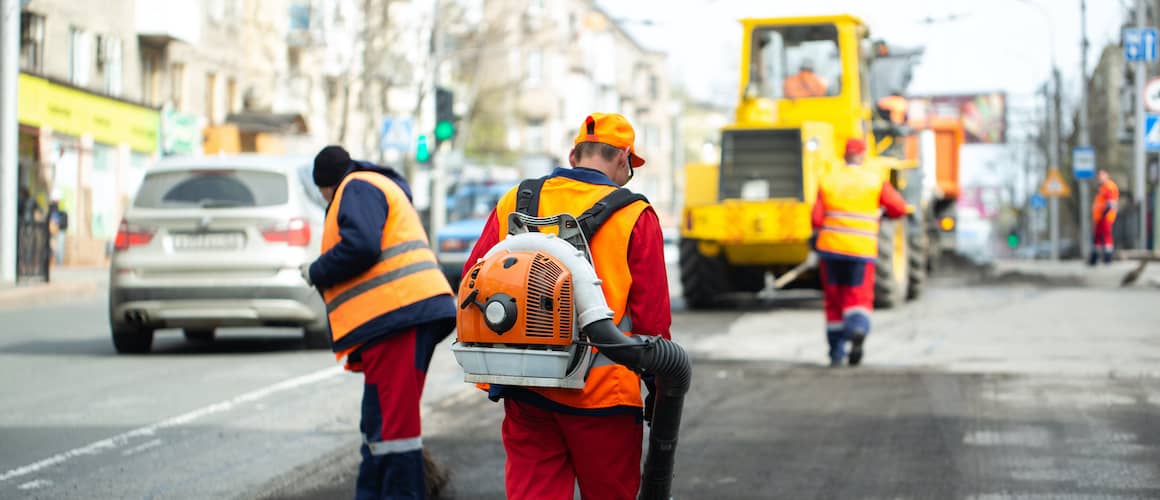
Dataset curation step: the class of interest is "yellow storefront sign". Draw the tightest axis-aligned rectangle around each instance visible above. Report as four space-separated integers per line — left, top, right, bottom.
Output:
17 73 159 153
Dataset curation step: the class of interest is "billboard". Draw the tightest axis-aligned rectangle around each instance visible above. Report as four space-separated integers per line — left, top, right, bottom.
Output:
907 92 1007 144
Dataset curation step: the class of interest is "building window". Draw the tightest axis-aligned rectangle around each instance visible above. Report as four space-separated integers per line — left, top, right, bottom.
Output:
141 48 164 106
528 50 543 86
19 11 45 73
526 121 545 152
97 36 123 97
170 62 187 112
206 73 219 124
68 27 92 86
649 75 659 99
226 77 238 114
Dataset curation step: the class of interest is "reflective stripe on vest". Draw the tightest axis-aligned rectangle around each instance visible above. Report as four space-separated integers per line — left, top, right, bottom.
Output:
816 166 884 259
321 171 452 351
495 175 650 410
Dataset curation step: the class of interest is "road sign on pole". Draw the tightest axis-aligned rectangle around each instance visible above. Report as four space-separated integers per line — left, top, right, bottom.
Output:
1145 114 1160 152
1145 78 1160 112
1030 193 1046 210
1039 168 1071 198
379 117 414 154
1124 27 1159 62
1073 146 1096 180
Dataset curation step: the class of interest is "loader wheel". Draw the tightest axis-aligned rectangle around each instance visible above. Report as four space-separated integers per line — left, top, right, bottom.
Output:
906 228 927 301
679 238 729 309
874 220 908 309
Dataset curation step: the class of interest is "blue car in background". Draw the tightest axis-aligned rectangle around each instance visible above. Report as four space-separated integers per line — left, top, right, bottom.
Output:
435 181 514 288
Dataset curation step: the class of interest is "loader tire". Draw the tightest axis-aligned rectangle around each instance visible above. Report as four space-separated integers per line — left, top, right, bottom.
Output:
874 220 907 309
906 229 927 301
679 238 729 309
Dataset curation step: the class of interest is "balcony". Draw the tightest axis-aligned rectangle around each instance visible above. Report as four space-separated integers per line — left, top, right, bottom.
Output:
136 0 200 46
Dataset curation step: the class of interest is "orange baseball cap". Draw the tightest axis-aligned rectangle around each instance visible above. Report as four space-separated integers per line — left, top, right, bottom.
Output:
572 113 646 167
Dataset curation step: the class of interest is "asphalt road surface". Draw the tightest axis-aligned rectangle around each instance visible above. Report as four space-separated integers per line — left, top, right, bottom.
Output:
1 265 1159 499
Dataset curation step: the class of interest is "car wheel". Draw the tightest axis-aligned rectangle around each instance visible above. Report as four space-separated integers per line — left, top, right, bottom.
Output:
183 328 215 343
112 326 154 354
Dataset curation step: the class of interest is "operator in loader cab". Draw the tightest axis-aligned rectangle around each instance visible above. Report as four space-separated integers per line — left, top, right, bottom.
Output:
463 113 671 499
812 138 910 367
784 58 829 98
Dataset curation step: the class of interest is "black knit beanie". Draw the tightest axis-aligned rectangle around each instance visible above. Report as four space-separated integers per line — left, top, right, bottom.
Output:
313 145 352 187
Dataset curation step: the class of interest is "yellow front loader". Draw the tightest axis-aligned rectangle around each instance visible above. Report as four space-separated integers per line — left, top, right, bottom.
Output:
680 14 925 309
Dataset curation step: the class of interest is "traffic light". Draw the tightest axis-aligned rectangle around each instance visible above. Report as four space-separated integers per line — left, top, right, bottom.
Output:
415 134 431 163
435 87 455 144
1007 228 1020 248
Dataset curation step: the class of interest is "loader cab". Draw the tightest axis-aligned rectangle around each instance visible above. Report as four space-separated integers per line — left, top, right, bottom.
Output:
736 15 872 158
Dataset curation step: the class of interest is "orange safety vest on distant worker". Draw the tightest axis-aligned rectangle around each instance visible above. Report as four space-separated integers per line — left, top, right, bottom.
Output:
815 165 885 260
492 176 650 410
783 71 828 98
1092 179 1120 224
320 171 452 361
877 95 909 125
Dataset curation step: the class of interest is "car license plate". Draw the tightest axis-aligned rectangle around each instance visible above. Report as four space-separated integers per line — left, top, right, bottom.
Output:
172 232 244 251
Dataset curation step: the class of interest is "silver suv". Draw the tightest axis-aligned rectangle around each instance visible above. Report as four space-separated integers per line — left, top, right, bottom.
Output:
108 155 330 353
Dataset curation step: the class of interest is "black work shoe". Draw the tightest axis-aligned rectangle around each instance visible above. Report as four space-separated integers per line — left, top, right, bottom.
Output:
848 333 866 366
829 357 843 368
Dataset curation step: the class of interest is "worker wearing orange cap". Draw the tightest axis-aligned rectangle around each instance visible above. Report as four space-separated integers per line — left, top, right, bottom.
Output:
462 113 671 499
811 138 911 367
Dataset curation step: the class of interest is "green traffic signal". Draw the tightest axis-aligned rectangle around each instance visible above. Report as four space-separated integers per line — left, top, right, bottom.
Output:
1007 233 1020 248
435 121 455 141
416 134 431 163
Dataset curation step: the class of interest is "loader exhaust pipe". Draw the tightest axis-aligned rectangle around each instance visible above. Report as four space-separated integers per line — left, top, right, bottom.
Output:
489 232 691 499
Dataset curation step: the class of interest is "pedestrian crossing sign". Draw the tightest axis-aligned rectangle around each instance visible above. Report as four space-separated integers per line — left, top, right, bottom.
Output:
1039 168 1071 198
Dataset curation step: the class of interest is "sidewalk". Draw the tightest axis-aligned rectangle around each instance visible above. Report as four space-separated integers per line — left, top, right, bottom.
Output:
978 258 1160 289
0 266 108 308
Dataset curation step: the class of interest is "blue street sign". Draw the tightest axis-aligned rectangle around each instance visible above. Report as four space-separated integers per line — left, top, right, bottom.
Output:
379 117 414 152
1147 114 1160 152
1125 27 1159 62
1073 146 1095 180
1030 193 1046 210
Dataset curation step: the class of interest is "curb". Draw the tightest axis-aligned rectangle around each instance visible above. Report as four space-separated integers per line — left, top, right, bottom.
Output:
0 281 102 309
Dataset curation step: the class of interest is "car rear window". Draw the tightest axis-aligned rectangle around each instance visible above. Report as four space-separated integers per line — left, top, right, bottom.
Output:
134 169 289 208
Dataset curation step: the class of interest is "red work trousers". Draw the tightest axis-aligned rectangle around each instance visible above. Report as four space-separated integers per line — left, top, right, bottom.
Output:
1093 218 1115 251
502 398 643 500
357 328 437 500
820 258 875 361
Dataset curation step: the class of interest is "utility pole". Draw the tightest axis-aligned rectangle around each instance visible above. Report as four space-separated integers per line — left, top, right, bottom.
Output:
1051 68 1062 261
0 0 19 284
1078 0 1092 260
1135 0 1148 249
428 0 446 237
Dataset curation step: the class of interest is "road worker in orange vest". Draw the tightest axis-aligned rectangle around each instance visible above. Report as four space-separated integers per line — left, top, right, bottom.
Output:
1090 169 1120 266
812 138 911 367
302 145 456 499
783 58 830 98
463 113 672 499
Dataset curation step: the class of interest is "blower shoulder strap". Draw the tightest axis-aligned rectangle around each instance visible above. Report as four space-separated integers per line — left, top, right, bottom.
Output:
577 188 649 242
514 178 546 231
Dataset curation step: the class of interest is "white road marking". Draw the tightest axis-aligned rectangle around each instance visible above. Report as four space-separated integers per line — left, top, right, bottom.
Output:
17 479 51 490
0 366 343 483
121 438 163 457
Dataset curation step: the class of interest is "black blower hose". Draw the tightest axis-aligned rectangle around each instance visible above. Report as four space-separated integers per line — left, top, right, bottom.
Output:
581 319 692 500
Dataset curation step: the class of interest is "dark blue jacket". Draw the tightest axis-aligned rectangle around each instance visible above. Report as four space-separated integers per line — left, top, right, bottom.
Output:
308 161 456 353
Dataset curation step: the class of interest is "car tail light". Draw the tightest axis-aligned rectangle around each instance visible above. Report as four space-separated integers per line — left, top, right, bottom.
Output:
262 217 311 246
114 220 155 251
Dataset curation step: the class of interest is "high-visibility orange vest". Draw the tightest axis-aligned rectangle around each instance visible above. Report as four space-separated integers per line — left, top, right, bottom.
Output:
493 176 650 410
1092 179 1120 224
815 165 884 260
877 95 909 124
321 171 452 360
783 71 828 98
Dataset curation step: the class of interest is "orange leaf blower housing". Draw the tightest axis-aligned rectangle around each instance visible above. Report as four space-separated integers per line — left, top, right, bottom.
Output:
457 249 575 348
